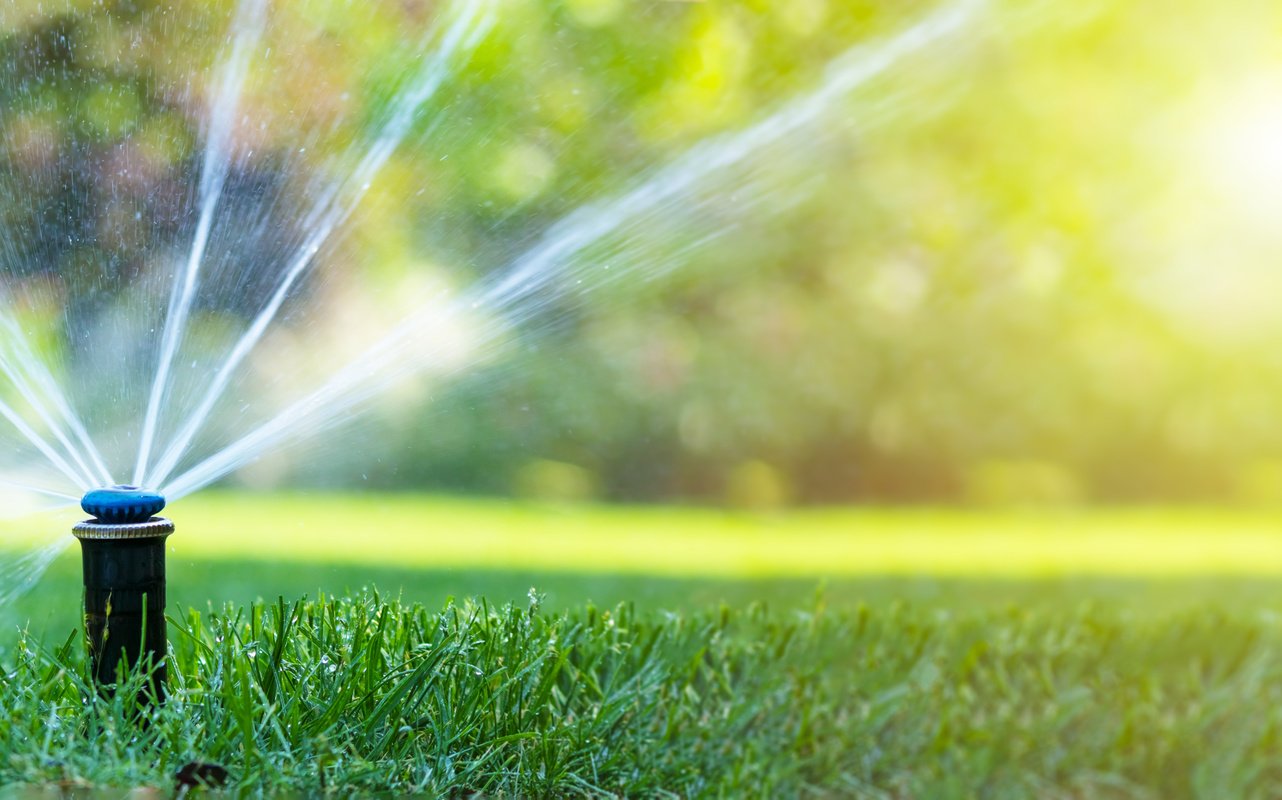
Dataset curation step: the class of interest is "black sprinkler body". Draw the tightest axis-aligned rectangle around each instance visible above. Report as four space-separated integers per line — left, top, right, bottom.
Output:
74 485 171 702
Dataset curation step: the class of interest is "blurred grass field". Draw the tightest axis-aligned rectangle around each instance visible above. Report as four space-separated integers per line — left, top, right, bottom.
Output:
167 493 1282 577
8 492 1282 637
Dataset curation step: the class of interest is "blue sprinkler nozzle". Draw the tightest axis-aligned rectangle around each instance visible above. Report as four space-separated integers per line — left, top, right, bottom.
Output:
81 485 166 524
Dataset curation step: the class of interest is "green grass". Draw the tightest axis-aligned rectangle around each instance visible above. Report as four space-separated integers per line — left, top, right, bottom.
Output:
15 493 1282 579
7 495 1282 795
4 592 1282 797
12 494 1282 635
154 494 1282 576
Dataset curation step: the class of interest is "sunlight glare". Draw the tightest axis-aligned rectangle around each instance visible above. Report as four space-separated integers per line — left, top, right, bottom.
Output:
1197 76 1282 223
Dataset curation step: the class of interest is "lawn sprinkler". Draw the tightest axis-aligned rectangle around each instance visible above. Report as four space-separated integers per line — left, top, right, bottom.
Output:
74 485 171 702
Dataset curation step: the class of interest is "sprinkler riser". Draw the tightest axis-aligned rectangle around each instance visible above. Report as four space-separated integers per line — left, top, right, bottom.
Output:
74 516 172 703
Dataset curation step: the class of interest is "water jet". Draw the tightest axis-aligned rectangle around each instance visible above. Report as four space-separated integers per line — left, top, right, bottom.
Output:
73 485 171 702
0 0 983 620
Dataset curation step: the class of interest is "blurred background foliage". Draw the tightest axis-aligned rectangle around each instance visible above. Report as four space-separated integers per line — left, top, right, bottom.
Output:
1 0 1282 507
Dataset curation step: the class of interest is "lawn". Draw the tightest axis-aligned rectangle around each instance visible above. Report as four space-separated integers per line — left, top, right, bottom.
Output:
4 494 1282 796
126 492 1282 578
9 493 1282 632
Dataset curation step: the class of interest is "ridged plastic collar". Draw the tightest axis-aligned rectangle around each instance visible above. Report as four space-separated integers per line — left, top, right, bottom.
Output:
73 517 174 540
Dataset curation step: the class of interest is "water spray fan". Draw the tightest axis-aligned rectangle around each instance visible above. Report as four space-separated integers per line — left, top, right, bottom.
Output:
74 485 172 702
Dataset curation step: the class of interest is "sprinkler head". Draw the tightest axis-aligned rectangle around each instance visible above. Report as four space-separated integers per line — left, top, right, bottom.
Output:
81 485 166 524
74 485 172 704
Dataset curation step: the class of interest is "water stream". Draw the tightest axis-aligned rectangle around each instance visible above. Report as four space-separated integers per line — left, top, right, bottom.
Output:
0 0 982 592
